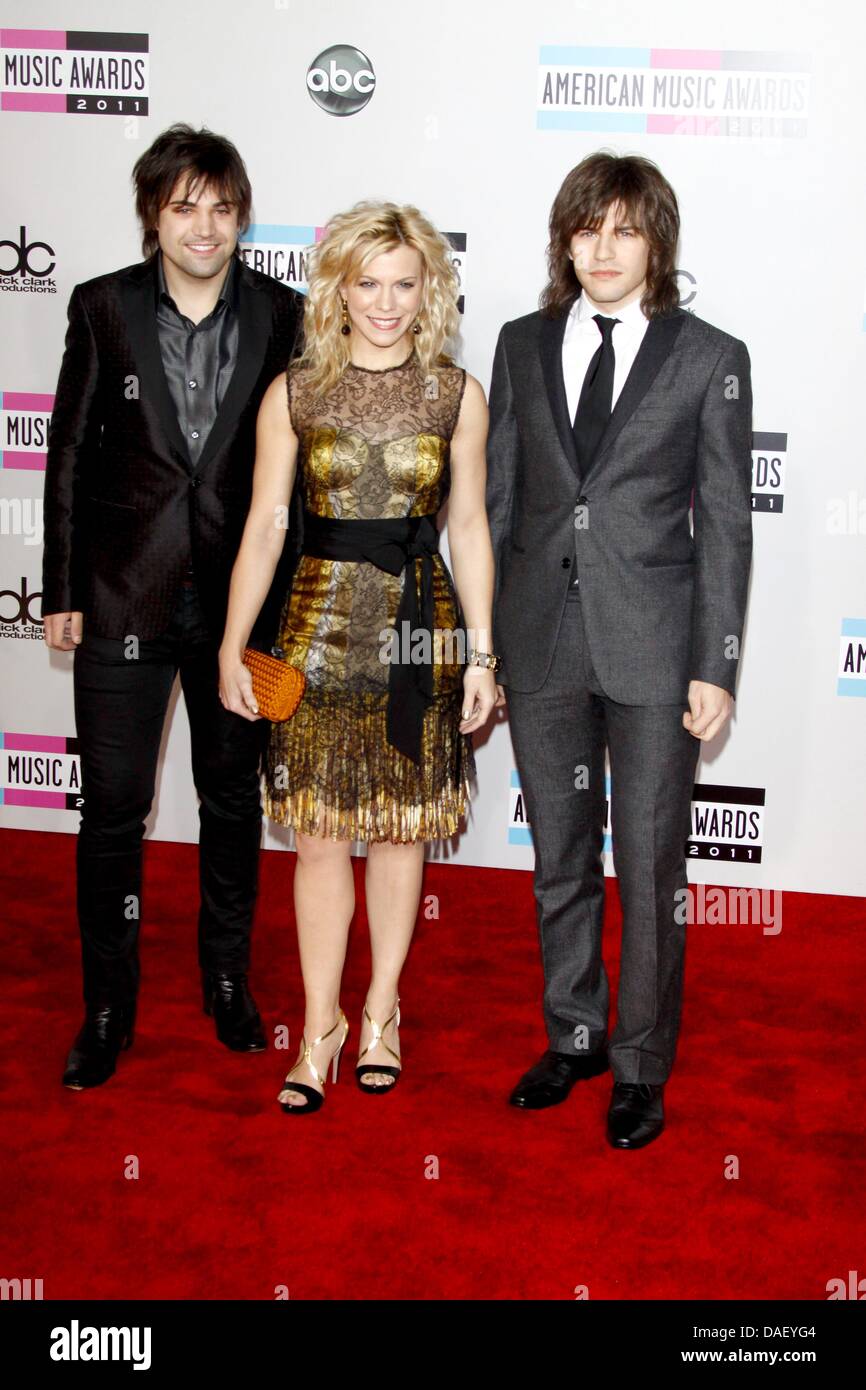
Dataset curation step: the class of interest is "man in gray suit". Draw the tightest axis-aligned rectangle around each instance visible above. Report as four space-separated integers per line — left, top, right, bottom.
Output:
486 152 753 1148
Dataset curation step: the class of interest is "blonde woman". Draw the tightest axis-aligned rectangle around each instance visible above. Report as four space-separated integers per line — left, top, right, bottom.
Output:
218 202 500 1113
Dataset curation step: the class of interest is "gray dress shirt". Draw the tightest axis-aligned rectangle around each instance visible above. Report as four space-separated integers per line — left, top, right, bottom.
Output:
154 250 240 469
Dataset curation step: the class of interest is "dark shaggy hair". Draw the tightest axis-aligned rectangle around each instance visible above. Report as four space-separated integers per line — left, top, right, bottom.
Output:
131 123 252 259
540 151 680 319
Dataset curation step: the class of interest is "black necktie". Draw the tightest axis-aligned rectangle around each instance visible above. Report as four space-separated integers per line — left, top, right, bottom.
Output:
572 313 620 474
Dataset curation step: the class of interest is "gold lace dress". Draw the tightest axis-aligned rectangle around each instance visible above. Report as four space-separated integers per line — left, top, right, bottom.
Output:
263 350 476 843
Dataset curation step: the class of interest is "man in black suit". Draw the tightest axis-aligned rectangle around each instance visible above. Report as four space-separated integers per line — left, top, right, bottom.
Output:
43 124 304 1088
486 153 753 1147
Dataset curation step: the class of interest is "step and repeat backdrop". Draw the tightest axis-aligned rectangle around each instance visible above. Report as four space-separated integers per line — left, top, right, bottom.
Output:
1 0 864 895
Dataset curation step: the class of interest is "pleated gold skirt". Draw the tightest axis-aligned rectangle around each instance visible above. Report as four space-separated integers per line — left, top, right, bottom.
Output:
264 684 475 844
263 547 476 844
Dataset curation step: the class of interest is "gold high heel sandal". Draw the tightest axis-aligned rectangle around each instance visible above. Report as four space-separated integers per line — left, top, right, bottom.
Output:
355 997 401 1094
278 1009 349 1114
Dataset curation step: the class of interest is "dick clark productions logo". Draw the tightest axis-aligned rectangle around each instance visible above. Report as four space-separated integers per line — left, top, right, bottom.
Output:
306 45 375 116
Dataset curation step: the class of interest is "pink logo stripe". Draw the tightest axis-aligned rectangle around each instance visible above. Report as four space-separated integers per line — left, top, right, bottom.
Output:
647 114 721 135
2 452 46 470
4 392 54 411
2 92 67 111
3 789 70 809
4 733 69 753
651 48 721 68
1 29 67 48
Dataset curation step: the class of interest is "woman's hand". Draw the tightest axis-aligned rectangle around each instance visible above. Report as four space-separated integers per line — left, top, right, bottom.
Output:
219 648 261 721
459 666 498 734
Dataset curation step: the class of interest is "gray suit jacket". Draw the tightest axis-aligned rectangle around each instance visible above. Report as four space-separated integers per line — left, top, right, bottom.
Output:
485 296 753 703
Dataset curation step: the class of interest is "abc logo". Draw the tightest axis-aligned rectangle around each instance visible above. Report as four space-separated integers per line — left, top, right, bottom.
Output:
307 44 375 116
674 268 697 308
0 227 55 278
0 578 43 625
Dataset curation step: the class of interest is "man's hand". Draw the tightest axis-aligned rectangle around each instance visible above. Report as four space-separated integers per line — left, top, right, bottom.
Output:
683 680 732 742
43 612 83 650
494 682 507 708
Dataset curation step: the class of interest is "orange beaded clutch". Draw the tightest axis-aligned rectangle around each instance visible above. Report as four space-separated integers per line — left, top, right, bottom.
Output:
241 646 306 722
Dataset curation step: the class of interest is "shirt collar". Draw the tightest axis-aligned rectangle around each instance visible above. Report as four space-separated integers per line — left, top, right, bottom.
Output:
155 250 239 314
572 286 648 329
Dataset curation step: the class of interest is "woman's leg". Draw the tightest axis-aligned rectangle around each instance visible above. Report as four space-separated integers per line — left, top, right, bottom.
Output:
359 839 426 1086
279 829 355 1107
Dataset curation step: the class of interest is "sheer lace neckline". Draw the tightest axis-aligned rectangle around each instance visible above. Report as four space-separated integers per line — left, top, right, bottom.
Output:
345 349 417 375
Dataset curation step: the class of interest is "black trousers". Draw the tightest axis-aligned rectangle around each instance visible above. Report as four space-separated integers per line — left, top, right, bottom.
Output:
72 580 267 1007
505 586 701 1084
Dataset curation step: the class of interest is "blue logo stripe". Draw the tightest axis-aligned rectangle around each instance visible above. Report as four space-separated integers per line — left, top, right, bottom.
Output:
243 225 317 244
539 46 652 66
536 111 647 132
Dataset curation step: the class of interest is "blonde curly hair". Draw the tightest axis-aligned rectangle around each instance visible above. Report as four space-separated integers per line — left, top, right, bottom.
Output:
297 200 461 396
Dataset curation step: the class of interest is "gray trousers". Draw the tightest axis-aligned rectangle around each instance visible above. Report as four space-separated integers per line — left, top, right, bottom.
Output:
505 587 701 1084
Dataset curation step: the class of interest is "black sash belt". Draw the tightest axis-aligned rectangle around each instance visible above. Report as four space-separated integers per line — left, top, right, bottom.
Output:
301 508 441 767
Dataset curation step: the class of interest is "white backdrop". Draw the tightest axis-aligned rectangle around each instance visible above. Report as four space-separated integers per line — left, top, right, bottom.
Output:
1 0 865 895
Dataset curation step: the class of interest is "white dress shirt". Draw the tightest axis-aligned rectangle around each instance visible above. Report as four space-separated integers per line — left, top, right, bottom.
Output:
561 288 650 425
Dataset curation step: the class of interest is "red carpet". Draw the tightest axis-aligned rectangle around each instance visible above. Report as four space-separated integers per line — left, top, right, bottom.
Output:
2 827 864 1301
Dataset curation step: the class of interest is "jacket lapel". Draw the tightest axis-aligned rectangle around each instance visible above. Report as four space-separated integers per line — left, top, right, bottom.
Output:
539 308 580 479
118 256 273 476
194 260 272 475
119 259 191 468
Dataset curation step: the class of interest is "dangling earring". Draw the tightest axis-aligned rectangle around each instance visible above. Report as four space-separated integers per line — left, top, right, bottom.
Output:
412 318 422 335
340 298 351 336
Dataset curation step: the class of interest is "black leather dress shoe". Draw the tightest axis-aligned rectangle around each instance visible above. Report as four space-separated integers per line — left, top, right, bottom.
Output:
202 971 267 1052
607 1082 665 1149
62 1003 136 1090
509 1048 609 1109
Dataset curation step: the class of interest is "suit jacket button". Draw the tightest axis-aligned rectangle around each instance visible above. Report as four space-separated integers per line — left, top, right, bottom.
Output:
190 477 201 489
561 557 571 568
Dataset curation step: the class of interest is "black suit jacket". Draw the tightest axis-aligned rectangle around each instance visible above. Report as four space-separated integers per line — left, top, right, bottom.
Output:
486 299 753 702
43 254 304 643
